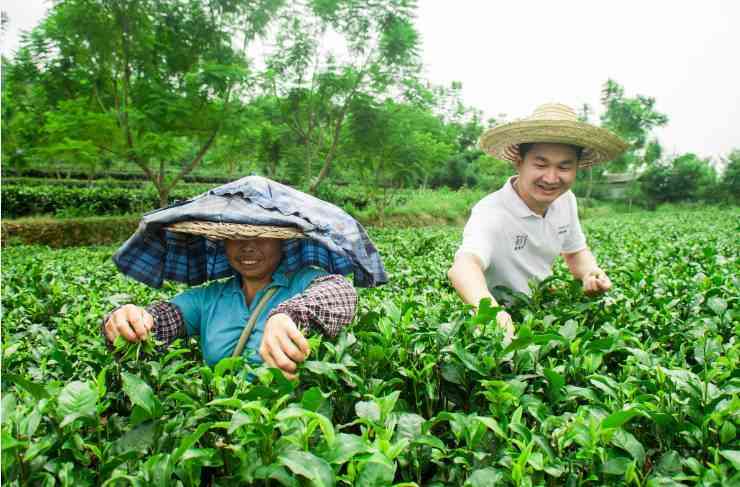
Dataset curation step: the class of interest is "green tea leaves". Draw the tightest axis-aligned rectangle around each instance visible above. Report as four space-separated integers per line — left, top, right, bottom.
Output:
57 380 97 427
121 372 161 422
278 450 335 487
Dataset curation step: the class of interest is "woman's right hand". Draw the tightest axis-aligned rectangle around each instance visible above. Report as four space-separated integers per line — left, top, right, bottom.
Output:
104 304 154 343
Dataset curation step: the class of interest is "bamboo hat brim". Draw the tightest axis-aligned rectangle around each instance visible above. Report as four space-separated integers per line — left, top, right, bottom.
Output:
167 221 304 240
479 103 629 168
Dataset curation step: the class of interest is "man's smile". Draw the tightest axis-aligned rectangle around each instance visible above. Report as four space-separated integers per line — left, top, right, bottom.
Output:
536 183 561 194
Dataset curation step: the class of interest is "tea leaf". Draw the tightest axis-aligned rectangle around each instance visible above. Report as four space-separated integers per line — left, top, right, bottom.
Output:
278 450 335 487
57 380 97 427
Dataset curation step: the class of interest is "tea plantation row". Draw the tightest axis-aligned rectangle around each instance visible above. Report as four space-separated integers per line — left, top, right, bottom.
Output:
1 208 738 486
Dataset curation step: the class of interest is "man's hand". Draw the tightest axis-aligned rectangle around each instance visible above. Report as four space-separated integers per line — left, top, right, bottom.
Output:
259 313 310 380
104 304 154 343
496 310 515 346
582 269 612 295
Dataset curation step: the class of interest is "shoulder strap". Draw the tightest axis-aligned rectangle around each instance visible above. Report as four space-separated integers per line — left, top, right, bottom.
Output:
231 287 279 358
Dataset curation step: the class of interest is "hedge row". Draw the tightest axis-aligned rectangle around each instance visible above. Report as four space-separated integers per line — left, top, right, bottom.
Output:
1 182 384 218
2 177 214 191
4 168 234 184
1 217 140 248
1 185 205 218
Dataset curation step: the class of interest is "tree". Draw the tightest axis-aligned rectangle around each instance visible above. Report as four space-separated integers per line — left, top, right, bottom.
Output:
640 153 717 206
422 81 491 189
575 102 599 202
1 48 52 172
600 79 669 208
261 0 421 193
600 79 669 160
6 0 282 206
346 99 453 223
719 149 740 202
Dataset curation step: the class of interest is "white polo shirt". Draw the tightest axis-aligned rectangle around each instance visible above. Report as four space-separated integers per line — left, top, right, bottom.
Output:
456 176 587 296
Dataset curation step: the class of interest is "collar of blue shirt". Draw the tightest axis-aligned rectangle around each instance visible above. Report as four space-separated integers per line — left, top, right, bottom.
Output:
227 259 293 296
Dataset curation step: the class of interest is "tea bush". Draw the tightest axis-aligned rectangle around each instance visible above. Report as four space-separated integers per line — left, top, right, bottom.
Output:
1 208 738 486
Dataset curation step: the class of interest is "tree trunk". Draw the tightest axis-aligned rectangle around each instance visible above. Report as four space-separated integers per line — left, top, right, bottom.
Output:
158 187 170 208
585 166 594 203
308 110 348 194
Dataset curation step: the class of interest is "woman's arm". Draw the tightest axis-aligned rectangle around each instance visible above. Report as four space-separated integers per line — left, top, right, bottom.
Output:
101 302 187 347
260 274 357 379
267 274 358 337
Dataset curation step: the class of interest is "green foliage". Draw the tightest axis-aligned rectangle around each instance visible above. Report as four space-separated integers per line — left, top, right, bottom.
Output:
720 149 740 202
262 0 422 191
1 184 203 218
2 209 739 485
345 98 455 222
2 177 217 190
1 216 140 248
599 80 669 178
640 153 719 205
3 0 283 205
600 80 669 151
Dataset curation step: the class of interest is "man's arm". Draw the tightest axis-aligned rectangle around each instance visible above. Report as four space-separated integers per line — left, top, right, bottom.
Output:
562 248 612 294
447 252 498 308
447 252 514 342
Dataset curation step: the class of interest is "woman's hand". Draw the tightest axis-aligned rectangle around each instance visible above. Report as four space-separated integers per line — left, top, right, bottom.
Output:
582 269 612 294
260 313 310 380
104 304 154 343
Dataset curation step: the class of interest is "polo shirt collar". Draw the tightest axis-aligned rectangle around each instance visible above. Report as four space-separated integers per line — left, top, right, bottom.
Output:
503 176 541 219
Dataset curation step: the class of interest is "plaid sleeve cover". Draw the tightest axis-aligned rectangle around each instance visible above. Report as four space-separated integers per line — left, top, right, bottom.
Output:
101 302 186 348
102 274 355 348
146 302 187 346
268 274 357 337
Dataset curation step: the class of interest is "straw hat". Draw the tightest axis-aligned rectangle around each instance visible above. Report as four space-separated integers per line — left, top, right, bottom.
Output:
167 221 304 240
479 103 628 168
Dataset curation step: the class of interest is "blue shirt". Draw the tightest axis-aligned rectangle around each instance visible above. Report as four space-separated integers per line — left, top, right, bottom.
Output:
171 262 327 366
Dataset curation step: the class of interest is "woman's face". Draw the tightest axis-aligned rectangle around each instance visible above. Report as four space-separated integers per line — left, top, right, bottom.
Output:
224 238 283 281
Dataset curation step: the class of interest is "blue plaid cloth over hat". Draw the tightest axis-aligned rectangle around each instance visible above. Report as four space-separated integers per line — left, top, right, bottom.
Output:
113 176 388 288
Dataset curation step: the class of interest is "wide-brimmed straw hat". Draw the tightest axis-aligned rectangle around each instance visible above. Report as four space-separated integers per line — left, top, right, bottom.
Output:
479 103 628 168
167 221 304 240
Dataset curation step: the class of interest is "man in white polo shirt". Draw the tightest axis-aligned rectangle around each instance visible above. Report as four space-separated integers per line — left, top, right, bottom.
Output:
448 103 628 338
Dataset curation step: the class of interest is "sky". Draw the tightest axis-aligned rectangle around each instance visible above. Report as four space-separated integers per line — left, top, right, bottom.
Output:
2 1 739 160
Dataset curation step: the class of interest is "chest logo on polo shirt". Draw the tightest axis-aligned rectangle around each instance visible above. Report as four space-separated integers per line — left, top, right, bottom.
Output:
557 224 570 236
514 234 528 251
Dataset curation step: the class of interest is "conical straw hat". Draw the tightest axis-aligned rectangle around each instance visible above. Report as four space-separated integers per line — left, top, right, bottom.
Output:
167 221 304 240
479 103 628 168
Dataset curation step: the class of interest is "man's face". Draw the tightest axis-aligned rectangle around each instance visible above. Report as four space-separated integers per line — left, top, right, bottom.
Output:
224 238 283 281
515 143 579 211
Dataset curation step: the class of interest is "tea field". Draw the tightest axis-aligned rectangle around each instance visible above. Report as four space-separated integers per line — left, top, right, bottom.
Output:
1 208 739 486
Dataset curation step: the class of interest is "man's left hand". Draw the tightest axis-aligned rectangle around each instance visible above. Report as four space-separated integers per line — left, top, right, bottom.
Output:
582 269 612 294
259 313 310 380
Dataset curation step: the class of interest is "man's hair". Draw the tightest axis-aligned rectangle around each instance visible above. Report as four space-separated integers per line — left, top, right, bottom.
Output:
518 143 584 162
